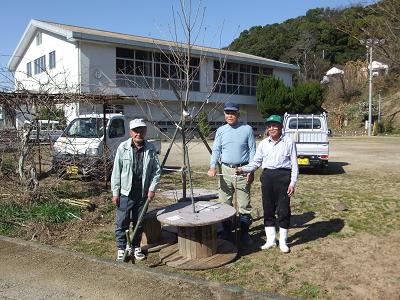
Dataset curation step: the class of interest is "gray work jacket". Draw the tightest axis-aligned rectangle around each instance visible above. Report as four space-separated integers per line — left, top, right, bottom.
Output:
111 139 161 197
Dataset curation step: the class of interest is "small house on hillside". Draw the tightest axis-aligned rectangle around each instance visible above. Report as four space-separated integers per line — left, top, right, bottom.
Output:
361 61 389 77
320 67 344 83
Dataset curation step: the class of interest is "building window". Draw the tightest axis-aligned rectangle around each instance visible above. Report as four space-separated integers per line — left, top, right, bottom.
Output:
213 61 273 96
49 51 56 69
105 104 124 114
115 47 200 91
36 32 42 46
26 62 32 77
34 55 46 74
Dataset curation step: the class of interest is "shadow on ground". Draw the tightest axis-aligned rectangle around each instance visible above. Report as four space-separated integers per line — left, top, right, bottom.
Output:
240 211 344 256
289 217 345 247
300 161 348 175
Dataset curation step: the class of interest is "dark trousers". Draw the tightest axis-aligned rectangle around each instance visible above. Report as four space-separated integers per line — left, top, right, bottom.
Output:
115 188 145 249
260 168 291 229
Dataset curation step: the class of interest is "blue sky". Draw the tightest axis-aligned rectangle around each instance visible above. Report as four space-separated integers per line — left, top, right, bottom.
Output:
1 0 375 69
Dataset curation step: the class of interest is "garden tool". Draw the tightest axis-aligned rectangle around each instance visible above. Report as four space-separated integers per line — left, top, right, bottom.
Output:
123 197 150 264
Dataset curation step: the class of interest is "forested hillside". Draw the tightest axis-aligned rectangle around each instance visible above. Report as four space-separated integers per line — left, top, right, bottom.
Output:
229 1 397 79
229 0 400 132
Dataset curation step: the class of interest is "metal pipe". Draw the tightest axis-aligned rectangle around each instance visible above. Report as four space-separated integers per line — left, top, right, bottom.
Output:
185 145 196 213
102 103 108 188
160 120 182 169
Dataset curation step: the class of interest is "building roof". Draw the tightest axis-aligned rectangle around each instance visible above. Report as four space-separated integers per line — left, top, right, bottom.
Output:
8 19 299 72
326 67 344 76
370 61 389 70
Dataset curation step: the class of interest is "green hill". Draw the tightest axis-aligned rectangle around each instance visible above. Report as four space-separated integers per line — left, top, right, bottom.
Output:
228 0 400 132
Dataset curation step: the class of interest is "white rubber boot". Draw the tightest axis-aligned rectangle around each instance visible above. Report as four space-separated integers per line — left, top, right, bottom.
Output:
279 228 290 253
260 226 276 250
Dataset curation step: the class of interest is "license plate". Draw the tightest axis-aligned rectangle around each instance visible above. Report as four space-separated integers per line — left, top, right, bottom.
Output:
297 158 310 166
66 165 79 176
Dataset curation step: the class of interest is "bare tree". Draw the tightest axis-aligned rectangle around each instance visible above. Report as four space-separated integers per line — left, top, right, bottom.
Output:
116 0 230 202
362 0 400 72
337 0 400 72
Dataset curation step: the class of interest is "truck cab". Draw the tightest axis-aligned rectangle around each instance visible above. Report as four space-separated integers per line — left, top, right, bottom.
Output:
52 114 161 177
283 113 329 169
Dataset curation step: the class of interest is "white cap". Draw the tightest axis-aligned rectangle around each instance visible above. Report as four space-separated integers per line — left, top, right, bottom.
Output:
129 118 147 129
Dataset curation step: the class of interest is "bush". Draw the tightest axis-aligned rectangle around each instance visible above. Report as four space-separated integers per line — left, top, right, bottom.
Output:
256 76 291 116
256 76 324 117
289 81 324 113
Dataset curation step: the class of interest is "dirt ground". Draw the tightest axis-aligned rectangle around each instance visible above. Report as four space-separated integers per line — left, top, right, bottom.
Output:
1 136 400 299
161 136 400 173
0 236 282 300
160 136 400 299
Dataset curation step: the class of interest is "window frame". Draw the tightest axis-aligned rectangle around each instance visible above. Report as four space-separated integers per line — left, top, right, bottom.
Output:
109 118 126 138
115 47 200 91
26 62 32 77
213 60 273 96
49 51 56 69
104 104 124 114
288 118 322 130
36 32 42 46
34 55 46 75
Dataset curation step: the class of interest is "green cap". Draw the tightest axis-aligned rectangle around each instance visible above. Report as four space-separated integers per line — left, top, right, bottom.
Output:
265 115 283 124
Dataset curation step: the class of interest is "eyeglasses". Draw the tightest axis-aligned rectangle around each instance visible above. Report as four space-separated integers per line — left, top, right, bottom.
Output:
266 123 281 129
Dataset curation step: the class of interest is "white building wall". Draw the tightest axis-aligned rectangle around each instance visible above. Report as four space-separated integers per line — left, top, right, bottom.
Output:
79 42 116 94
273 68 293 86
14 30 79 92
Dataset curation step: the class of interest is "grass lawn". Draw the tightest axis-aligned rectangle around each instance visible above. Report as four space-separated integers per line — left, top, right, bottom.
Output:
1 136 399 299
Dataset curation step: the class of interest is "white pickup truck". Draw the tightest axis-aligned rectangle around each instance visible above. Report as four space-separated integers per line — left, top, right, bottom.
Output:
283 113 329 169
52 114 161 178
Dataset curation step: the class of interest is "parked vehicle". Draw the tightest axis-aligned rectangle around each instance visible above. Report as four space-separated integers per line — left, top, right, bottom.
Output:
283 113 329 169
52 114 161 177
24 120 64 142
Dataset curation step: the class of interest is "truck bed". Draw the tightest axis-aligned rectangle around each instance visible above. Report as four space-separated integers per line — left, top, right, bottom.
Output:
285 131 328 155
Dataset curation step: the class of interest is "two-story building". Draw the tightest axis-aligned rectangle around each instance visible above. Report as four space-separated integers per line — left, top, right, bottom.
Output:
7 19 298 135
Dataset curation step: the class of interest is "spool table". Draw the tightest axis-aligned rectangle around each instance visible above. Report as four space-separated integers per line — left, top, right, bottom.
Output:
140 205 176 252
157 201 237 270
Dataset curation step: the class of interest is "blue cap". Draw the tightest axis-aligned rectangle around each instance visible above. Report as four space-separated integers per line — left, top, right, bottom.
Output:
224 102 239 111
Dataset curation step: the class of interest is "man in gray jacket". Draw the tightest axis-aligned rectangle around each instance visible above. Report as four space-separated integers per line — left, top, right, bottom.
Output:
111 118 161 262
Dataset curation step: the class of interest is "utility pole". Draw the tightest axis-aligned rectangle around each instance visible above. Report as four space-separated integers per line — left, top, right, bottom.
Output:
367 44 373 136
378 92 382 125
360 38 385 136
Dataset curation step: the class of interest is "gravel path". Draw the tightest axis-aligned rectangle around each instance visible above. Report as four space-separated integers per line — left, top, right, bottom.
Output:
0 236 288 300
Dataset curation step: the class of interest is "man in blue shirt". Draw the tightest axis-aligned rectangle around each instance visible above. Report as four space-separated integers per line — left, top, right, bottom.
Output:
208 102 256 245
237 115 298 253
